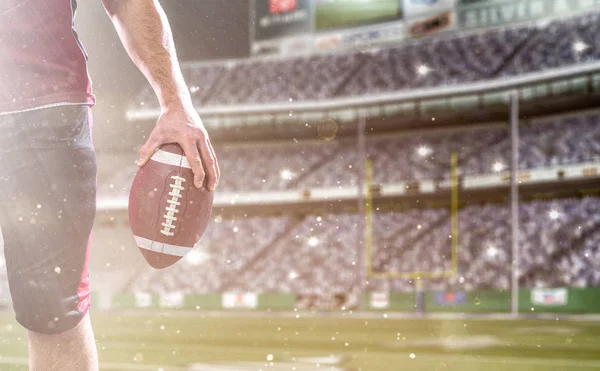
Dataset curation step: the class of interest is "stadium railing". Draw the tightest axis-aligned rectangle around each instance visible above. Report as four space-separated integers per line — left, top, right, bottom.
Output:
126 61 600 130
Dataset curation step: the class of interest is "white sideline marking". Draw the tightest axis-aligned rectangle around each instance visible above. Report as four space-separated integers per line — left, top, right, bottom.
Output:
416 354 600 369
151 149 191 169
384 335 503 350
0 354 599 370
515 326 581 335
135 235 191 257
189 363 345 371
0 356 185 370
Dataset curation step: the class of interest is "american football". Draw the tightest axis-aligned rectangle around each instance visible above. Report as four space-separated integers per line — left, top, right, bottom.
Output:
128 143 214 269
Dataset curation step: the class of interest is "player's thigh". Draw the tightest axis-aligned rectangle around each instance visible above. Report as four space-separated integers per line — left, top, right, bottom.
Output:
0 105 96 334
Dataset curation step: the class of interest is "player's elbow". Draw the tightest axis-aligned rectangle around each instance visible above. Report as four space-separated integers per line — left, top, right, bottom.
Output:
101 0 129 17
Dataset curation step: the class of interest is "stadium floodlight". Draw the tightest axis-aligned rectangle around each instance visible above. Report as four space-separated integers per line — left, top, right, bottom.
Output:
573 41 589 53
493 161 505 172
280 169 294 180
417 145 432 157
308 237 319 247
487 245 498 258
186 249 208 266
417 64 430 76
549 209 561 220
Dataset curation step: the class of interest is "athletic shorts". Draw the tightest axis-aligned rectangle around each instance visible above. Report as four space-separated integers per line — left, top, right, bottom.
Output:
0 105 96 335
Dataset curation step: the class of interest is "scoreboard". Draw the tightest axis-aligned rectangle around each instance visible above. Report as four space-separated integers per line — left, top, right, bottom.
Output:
252 0 600 56
253 0 312 42
314 0 403 31
252 0 457 55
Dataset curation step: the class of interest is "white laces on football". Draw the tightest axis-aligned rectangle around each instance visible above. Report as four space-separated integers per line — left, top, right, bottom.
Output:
161 175 186 236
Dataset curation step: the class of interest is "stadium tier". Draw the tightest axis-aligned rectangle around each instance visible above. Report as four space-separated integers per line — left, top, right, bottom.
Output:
129 196 600 295
130 12 600 110
107 7 600 315
98 110 600 196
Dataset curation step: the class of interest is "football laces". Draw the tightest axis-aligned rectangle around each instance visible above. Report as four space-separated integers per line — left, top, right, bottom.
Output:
161 175 186 236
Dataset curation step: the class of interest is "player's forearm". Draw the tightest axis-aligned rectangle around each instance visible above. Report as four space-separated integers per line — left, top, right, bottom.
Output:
103 0 190 110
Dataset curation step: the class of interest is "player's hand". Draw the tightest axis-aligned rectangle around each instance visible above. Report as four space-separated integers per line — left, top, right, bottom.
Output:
137 103 220 191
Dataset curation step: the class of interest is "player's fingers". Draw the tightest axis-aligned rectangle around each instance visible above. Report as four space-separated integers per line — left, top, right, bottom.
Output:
137 136 162 167
181 140 205 189
198 138 218 191
208 142 220 186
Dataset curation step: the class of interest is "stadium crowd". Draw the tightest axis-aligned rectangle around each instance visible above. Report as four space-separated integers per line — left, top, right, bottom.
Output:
121 11 600 299
98 111 600 197
130 196 600 294
131 12 600 109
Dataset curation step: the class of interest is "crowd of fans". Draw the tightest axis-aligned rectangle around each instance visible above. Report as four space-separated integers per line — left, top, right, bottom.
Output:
130 196 600 295
98 111 600 197
131 12 600 110
122 12 600 298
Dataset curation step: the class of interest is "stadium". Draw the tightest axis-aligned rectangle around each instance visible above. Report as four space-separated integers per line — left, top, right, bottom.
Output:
1 0 600 370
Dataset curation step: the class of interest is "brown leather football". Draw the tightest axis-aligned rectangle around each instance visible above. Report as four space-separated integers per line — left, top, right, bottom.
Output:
128 143 213 269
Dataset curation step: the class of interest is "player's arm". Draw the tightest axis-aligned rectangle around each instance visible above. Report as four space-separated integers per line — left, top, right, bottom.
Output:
101 0 219 190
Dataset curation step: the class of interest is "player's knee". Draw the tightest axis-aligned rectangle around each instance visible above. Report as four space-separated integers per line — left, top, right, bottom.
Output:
11 277 91 335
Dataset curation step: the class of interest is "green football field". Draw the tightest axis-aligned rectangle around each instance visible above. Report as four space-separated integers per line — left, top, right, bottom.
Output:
0 311 598 370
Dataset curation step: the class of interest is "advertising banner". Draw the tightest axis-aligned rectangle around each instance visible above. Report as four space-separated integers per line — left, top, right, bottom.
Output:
457 0 600 29
433 291 467 306
404 0 455 36
403 0 456 18
316 22 407 50
409 10 453 36
254 0 311 41
159 291 184 308
531 288 568 306
370 292 390 309
222 292 259 309
134 292 152 308
270 0 298 13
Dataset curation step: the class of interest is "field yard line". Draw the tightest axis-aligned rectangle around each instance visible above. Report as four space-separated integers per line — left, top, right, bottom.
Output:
95 337 600 353
0 356 185 370
409 353 600 368
83 341 600 369
0 354 599 370
116 310 600 321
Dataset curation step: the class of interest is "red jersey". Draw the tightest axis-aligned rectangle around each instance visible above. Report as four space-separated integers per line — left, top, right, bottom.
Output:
0 0 95 114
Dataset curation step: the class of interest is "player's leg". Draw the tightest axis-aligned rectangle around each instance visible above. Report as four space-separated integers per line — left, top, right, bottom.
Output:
0 106 98 370
28 312 98 371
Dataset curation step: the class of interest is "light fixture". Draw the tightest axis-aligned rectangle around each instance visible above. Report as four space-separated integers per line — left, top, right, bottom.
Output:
417 145 432 157
573 41 589 53
417 64 430 76
492 162 505 172
280 169 293 180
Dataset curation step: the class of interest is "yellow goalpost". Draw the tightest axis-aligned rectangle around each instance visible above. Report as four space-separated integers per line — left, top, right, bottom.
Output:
365 152 459 281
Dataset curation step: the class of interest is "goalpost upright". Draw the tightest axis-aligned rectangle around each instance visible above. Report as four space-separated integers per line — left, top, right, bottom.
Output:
363 152 460 311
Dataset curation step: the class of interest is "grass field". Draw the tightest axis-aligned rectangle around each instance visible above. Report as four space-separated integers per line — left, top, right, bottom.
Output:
0 311 599 370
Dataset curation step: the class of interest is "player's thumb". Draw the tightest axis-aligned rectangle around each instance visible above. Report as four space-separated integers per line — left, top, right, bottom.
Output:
137 140 160 167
